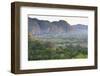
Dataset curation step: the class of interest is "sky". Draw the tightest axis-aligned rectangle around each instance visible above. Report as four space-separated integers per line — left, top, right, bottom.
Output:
28 14 89 25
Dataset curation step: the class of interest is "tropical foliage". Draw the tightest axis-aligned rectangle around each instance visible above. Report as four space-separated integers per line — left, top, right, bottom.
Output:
28 35 87 60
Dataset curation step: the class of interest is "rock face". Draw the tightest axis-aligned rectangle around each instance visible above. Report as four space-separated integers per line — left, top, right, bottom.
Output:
71 24 88 31
28 17 88 35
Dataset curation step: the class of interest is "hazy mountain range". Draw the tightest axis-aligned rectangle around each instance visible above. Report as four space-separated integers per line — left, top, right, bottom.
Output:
28 17 88 37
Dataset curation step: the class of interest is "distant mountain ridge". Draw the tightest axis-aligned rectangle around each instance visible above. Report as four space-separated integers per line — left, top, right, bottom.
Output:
28 17 88 35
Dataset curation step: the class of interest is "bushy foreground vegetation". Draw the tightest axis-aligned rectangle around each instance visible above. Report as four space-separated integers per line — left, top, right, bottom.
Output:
28 35 88 60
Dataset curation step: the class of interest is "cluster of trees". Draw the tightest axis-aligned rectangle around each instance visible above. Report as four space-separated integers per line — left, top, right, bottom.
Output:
28 35 87 60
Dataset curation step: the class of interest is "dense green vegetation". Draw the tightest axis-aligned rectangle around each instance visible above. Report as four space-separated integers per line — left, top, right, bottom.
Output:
28 35 88 60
